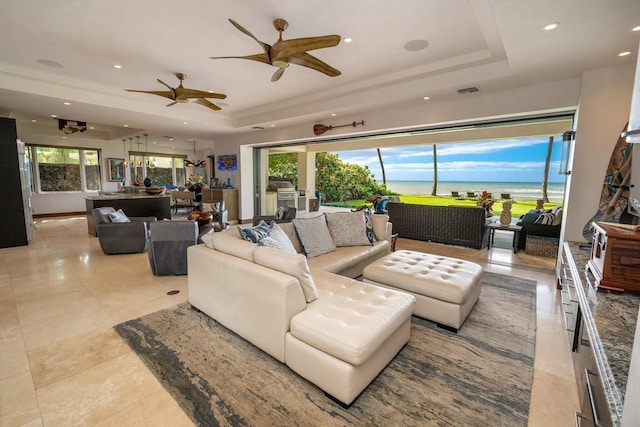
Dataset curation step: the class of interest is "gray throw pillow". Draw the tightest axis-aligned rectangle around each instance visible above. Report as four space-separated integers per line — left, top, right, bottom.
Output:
325 211 372 247
107 209 130 223
292 214 336 258
258 223 297 254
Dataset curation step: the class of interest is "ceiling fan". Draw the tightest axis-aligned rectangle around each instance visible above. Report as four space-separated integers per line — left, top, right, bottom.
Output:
211 18 341 82
124 73 226 111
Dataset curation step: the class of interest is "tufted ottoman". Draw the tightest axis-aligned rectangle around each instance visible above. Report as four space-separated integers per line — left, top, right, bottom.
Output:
362 250 483 332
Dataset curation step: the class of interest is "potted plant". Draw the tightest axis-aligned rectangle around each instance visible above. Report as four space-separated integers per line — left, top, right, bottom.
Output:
476 191 494 217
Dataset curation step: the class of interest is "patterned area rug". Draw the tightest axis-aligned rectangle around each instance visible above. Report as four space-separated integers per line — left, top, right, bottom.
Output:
115 272 536 426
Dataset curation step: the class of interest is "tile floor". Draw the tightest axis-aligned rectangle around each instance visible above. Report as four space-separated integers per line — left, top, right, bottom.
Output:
0 216 579 426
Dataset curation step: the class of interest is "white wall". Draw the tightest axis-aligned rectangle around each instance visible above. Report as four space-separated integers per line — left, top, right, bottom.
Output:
563 63 636 242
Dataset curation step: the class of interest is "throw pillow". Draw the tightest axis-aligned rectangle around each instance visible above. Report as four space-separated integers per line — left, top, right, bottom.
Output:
535 210 555 225
275 206 285 220
292 214 336 258
107 209 130 223
521 209 542 224
363 208 375 244
258 223 297 254
371 213 389 241
325 211 372 247
551 206 563 226
238 220 271 243
253 246 319 302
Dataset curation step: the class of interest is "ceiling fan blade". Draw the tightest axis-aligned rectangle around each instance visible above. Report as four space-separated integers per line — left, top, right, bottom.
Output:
275 35 341 57
228 19 271 56
287 52 341 77
210 52 271 65
271 67 286 82
194 98 221 111
124 89 174 100
177 88 227 100
156 79 174 91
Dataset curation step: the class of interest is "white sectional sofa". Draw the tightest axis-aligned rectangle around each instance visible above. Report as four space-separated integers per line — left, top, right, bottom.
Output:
187 212 416 406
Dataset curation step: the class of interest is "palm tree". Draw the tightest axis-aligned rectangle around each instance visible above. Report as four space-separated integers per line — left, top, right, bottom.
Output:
377 148 386 186
542 136 553 202
431 144 438 196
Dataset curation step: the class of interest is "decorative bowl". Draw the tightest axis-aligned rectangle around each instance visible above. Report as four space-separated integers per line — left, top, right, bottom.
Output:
145 187 164 195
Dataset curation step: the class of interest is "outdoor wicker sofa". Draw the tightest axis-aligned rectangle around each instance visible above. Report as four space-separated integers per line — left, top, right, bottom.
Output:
386 202 491 249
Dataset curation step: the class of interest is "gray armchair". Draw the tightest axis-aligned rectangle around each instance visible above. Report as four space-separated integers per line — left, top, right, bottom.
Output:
92 207 157 255
145 220 198 275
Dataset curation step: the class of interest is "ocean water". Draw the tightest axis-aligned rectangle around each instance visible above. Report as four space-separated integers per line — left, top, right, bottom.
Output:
383 181 565 201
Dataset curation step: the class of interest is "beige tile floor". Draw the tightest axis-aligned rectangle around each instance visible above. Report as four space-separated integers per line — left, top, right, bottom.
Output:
0 216 579 426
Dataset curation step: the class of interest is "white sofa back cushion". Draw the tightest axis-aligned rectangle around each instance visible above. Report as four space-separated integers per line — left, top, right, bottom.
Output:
278 222 304 253
254 246 319 302
201 230 257 262
325 211 372 247
371 214 390 241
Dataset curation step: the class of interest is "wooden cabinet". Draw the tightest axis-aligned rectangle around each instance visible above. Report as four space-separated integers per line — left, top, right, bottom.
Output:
588 222 640 292
202 189 238 223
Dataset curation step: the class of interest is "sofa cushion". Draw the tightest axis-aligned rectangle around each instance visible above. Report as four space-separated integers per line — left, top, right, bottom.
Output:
325 211 371 247
278 222 304 254
253 246 318 302
201 230 257 262
238 220 271 243
292 215 336 258
107 209 130 223
307 241 389 273
290 270 415 365
258 223 297 254
551 206 563 226
371 214 389 241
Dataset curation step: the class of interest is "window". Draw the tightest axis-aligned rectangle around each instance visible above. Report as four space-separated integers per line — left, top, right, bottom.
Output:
31 146 102 192
129 152 187 187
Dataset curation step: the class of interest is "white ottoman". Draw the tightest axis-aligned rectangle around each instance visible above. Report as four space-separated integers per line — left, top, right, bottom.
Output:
362 250 483 332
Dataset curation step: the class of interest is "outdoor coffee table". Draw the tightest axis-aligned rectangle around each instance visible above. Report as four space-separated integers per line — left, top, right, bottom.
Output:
487 222 523 253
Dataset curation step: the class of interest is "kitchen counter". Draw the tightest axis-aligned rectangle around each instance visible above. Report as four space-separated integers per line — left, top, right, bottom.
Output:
85 194 171 236
566 242 640 425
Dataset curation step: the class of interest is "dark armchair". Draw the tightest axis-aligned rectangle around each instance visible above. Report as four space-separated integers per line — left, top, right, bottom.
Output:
92 207 157 255
252 206 297 226
145 221 198 275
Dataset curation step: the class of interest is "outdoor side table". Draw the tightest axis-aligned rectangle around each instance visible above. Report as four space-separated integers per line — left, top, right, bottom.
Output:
488 222 523 253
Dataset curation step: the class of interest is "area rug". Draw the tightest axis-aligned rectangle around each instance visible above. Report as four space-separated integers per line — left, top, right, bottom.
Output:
115 272 536 426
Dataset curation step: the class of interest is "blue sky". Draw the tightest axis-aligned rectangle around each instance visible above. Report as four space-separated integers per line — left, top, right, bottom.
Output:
333 136 566 183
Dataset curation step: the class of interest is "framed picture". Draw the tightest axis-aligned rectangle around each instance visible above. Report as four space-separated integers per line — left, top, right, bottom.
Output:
210 177 219 188
107 158 125 182
217 154 237 171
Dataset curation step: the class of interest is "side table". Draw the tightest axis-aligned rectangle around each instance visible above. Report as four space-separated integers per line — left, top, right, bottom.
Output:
487 222 523 253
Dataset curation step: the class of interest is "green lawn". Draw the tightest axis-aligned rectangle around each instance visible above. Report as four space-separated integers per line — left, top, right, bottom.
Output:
325 195 562 220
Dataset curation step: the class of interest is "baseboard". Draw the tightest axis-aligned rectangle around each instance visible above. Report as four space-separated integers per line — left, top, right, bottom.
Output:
33 211 85 219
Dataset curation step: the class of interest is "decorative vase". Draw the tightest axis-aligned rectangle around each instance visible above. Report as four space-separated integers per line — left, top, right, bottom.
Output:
143 177 152 187
500 202 512 225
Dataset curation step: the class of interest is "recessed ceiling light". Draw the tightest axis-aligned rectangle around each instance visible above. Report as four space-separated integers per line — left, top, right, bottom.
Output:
171 146 175 149
89 126 94 130
183 122 188 125
270 124 275 127
113 64 122 69
331 113 337 116
31 119 37 123
50 114 57 118
633 25 640 32
404 39 429 52
153 141 157 144
37 59 64 68
544 22 559 31
63 102 70 106
123 124 129 127
423 96 430 100
344 37 352 43
62 136 66 139
619 51 631 57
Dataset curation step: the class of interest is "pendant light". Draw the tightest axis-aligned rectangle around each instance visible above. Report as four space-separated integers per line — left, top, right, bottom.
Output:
135 136 142 166
122 139 128 167
144 133 154 168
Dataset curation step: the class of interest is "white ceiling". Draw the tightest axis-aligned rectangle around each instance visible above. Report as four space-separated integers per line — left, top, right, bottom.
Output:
0 0 639 150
